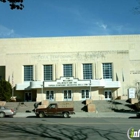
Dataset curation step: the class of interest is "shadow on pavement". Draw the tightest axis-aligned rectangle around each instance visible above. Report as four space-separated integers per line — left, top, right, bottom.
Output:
26 116 37 118
129 116 140 119
109 100 138 113
108 101 122 104
26 116 71 118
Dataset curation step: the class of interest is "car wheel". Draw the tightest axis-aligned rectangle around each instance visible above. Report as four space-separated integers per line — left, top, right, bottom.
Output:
39 112 45 118
0 112 5 118
63 112 69 118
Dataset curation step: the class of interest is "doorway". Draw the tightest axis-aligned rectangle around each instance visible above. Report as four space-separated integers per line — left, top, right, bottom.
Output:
64 90 72 101
25 92 32 102
104 90 112 100
81 90 90 100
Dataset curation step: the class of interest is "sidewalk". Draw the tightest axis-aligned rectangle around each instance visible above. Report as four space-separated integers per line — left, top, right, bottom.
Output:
14 111 137 118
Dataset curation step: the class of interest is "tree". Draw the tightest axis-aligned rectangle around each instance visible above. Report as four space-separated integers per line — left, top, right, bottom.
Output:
133 0 140 14
0 0 24 10
0 79 12 101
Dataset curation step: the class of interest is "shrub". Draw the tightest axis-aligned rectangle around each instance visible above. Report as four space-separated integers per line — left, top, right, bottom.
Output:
0 79 12 101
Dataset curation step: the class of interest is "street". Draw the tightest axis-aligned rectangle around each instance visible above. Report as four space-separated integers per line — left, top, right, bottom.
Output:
0 117 140 140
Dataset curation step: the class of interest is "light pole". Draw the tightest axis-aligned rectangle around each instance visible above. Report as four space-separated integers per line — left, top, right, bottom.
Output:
137 82 140 99
41 83 44 101
90 79 91 99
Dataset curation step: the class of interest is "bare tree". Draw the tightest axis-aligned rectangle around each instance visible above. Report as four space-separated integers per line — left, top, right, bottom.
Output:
133 0 140 14
0 0 24 10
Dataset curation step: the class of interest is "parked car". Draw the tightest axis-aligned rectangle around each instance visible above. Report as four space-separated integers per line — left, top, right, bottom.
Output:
35 102 75 118
0 106 16 118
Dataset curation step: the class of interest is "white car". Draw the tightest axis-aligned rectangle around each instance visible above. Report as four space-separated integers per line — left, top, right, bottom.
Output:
0 106 16 118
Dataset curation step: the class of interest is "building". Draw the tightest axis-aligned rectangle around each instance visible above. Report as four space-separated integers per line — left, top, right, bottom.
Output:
0 35 140 102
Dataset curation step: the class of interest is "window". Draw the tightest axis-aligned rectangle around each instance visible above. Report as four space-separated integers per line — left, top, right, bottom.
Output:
46 91 54 100
49 104 56 109
83 64 92 79
103 63 112 79
64 90 72 100
63 64 72 77
81 90 89 99
24 65 33 81
44 65 53 80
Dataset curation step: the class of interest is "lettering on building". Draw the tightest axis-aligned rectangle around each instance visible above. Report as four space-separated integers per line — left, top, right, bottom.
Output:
130 71 140 74
30 50 129 62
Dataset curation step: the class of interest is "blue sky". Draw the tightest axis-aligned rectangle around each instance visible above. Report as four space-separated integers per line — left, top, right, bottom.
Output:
0 0 140 38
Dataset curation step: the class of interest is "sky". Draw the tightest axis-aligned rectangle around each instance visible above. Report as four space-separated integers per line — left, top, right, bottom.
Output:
0 0 140 38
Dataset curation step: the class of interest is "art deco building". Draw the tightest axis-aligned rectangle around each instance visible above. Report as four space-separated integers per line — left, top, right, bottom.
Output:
0 35 139 102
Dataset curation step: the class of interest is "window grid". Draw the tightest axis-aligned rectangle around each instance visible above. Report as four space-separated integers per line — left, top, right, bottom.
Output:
46 91 54 99
24 65 33 81
44 65 53 81
81 90 89 99
83 64 92 79
63 64 72 77
103 63 112 79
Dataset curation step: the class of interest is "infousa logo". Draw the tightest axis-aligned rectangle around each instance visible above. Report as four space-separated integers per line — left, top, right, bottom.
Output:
127 127 140 140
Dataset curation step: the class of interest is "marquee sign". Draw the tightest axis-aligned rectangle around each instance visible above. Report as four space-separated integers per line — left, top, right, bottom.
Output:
44 77 90 87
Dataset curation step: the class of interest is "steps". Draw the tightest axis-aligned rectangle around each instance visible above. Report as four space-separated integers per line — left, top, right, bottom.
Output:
93 100 136 112
5 102 19 110
17 102 36 112
5 102 35 112
4 100 136 113
74 101 86 112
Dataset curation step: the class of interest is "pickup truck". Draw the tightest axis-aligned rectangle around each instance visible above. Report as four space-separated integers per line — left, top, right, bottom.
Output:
35 103 75 118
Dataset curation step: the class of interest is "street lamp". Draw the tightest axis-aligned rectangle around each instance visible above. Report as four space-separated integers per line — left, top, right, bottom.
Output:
41 83 44 101
90 79 91 99
137 82 140 99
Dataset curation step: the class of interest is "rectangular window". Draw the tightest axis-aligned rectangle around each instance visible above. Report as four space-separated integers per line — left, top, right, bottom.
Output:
103 63 112 79
81 90 89 99
83 64 92 79
44 65 53 80
24 65 33 81
46 91 54 100
63 64 72 77
64 90 72 100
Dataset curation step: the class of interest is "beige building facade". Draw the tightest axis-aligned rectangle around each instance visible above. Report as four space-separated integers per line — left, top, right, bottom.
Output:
0 35 140 102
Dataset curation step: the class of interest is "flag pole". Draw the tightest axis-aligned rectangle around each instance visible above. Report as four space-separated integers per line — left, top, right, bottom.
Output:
12 72 14 97
122 69 124 95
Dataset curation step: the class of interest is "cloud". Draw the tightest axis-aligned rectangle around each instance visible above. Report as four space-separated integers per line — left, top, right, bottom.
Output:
96 22 107 30
83 19 140 36
0 25 21 38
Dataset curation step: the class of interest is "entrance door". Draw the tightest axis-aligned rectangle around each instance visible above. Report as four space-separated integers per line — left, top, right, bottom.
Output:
104 90 112 100
46 91 54 101
25 92 32 102
81 90 90 100
64 90 72 101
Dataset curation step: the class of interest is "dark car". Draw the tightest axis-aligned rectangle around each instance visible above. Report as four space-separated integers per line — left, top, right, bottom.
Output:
136 112 140 118
0 106 16 118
